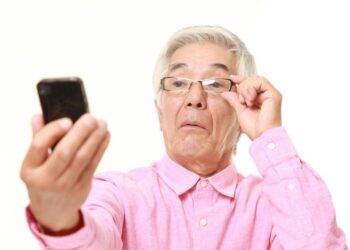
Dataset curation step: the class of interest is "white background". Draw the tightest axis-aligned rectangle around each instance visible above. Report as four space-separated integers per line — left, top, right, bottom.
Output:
0 0 349 248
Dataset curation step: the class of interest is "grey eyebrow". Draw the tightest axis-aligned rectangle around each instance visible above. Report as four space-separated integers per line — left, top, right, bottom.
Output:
210 63 230 72
168 63 187 72
168 62 230 73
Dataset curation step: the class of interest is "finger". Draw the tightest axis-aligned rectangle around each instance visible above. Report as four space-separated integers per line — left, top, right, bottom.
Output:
238 93 245 104
221 91 246 113
245 85 259 107
31 114 44 135
229 75 246 85
58 120 108 185
250 77 279 106
236 83 253 107
235 78 249 103
76 131 111 189
44 114 99 178
23 118 73 167
237 77 265 107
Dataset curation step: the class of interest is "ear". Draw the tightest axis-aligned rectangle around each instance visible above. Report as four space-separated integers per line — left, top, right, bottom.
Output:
154 99 163 131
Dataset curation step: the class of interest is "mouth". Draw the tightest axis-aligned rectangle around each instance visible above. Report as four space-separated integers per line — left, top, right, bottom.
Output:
180 120 207 130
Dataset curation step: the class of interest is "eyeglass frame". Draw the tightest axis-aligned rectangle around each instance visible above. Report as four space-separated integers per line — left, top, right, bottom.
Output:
160 76 236 94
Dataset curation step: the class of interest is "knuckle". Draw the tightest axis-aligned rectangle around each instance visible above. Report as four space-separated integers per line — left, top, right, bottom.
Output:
19 167 29 183
103 131 111 144
55 179 70 191
96 127 108 139
55 149 71 163
30 137 45 153
75 150 89 165
80 115 98 130
274 89 282 99
20 169 51 189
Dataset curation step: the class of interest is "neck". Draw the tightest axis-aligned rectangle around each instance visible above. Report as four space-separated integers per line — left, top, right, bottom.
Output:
168 150 232 177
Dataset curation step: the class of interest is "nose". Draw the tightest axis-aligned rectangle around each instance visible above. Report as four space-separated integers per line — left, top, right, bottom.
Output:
185 82 207 109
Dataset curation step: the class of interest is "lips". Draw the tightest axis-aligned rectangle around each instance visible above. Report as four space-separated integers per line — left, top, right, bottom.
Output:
180 120 207 130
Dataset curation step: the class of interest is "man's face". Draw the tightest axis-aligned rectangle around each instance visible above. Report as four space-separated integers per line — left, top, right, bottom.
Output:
156 42 240 176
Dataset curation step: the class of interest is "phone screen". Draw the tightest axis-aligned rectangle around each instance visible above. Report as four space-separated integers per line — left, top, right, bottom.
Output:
37 77 89 124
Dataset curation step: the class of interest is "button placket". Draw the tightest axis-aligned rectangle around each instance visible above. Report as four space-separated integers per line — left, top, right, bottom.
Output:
192 180 217 249
194 179 212 230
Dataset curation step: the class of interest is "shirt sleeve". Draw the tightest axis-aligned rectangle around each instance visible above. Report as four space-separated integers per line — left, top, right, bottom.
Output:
250 127 347 249
25 173 125 250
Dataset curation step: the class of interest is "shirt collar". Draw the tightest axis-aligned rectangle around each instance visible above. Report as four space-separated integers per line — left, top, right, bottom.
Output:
157 154 200 196
208 162 238 198
156 153 238 198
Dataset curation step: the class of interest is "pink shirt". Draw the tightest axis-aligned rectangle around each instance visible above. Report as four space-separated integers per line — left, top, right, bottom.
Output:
27 127 347 249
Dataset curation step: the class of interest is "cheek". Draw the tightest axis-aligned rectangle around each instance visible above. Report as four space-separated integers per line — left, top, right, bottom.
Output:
211 104 237 138
163 111 176 131
161 96 183 133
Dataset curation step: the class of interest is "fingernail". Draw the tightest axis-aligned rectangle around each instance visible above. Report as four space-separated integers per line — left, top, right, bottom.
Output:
59 118 72 129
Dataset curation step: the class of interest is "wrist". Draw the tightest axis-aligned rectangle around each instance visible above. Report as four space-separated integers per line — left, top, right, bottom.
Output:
257 124 282 139
29 206 84 236
40 211 84 236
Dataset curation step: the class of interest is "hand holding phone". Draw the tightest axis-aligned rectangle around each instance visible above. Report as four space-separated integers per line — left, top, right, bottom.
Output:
20 77 110 234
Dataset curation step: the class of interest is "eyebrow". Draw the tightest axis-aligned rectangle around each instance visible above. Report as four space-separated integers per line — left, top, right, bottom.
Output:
168 63 187 72
168 62 230 73
210 63 230 72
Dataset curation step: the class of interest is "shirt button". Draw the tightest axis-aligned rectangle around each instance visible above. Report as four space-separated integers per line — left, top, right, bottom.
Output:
267 142 276 150
287 183 295 190
199 218 207 227
200 179 208 188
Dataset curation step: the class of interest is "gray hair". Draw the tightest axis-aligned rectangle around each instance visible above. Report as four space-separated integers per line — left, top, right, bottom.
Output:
152 25 257 103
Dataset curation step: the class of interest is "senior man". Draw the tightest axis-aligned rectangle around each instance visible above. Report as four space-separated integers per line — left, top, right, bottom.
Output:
21 25 347 249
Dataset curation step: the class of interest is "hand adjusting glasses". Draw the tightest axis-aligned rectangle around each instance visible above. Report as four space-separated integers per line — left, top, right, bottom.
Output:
160 77 236 94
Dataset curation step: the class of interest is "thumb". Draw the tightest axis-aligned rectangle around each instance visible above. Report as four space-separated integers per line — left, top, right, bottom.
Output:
221 92 245 113
31 114 44 136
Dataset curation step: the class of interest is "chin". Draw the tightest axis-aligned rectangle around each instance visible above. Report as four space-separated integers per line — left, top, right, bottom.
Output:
183 136 206 151
167 135 213 161
178 141 210 160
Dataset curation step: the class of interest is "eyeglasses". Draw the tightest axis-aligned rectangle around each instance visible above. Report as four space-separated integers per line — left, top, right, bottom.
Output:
160 76 236 94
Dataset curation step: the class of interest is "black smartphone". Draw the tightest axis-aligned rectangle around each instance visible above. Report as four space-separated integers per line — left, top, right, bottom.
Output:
37 77 89 124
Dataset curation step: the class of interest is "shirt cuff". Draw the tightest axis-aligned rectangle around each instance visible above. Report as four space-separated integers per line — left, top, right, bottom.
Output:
26 206 95 249
249 127 300 176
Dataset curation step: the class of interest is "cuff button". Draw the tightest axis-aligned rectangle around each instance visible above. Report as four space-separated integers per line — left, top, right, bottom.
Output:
287 183 295 190
267 142 276 150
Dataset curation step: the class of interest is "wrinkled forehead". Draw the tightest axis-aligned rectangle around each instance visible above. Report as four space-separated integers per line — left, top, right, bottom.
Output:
167 63 232 77
167 43 236 76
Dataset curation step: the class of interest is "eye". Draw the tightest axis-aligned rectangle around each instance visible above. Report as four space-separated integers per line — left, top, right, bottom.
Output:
172 80 187 88
162 77 190 91
205 80 225 90
209 81 223 88
203 79 231 93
